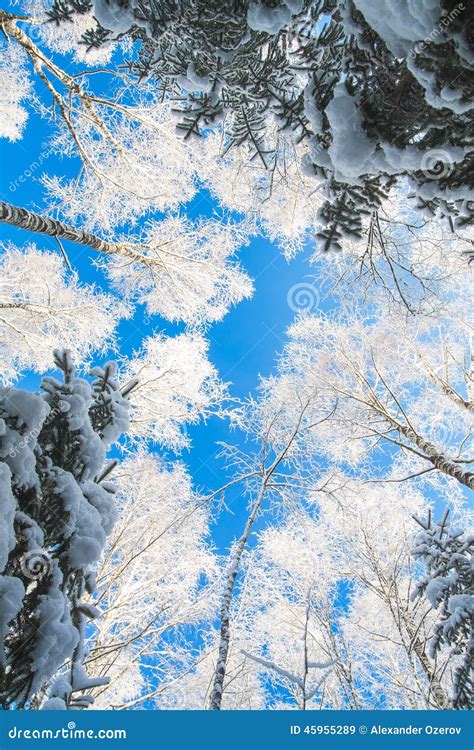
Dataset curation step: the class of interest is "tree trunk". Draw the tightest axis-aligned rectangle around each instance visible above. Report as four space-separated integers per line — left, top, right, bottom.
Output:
208 409 312 709
301 590 311 710
388 417 474 490
0 201 160 267
402 615 451 710
0 10 76 89
400 424 474 490
209 486 265 710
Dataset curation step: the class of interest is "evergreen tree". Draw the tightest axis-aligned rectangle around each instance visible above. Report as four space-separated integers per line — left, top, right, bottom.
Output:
412 510 474 709
0 350 131 709
44 0 473 250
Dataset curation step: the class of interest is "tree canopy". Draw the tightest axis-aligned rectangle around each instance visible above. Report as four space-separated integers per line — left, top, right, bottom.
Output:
0 0 472 714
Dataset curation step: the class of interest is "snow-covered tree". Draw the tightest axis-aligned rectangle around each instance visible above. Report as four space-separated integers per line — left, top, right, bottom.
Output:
207 391 335 709
23 0 121 65
199 128 326 260
0 10 253 329
105 217 252 326
122 332 227 450
175 472 468 710
1 0 472 715
0 350 130 709
236 519 342 710
39 99 201 234
280 483 466 708
0 243 128 384
196 286 471 709
313 477 455 709
80 452 218 709
0 203 252 330
44 0 474 248
315 194 472 317
265 304 474 490
0 38 33 142
412 510 474 709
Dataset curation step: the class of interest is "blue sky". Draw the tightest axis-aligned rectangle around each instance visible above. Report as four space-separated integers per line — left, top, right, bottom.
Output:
0 75 336 554
4 34 458 556
1 62 460 561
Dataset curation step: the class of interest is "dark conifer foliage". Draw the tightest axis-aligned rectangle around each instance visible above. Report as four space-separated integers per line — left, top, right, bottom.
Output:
413 510 474 710
0 351 130 709
48 0 473 251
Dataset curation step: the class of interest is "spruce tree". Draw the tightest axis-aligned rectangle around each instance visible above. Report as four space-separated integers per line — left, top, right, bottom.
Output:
412 510 474 710
45 0 473 250
0 350 131 709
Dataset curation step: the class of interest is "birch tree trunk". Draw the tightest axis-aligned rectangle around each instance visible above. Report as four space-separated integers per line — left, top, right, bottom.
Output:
375 572 451 710
209 485 265 710
403 616 451 710
0 201 160 267
394 420 474 490
209 402 318 709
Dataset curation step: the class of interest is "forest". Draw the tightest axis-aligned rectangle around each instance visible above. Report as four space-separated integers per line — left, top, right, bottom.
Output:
0 0 472 712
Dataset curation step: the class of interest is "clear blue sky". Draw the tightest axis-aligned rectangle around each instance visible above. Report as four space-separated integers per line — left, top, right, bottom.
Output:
0 68 337 553
1 59 456 559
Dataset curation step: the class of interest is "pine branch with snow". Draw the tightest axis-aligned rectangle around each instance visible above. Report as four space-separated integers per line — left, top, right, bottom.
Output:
412 510 474 709
41 0 474 247
0 350 130 709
